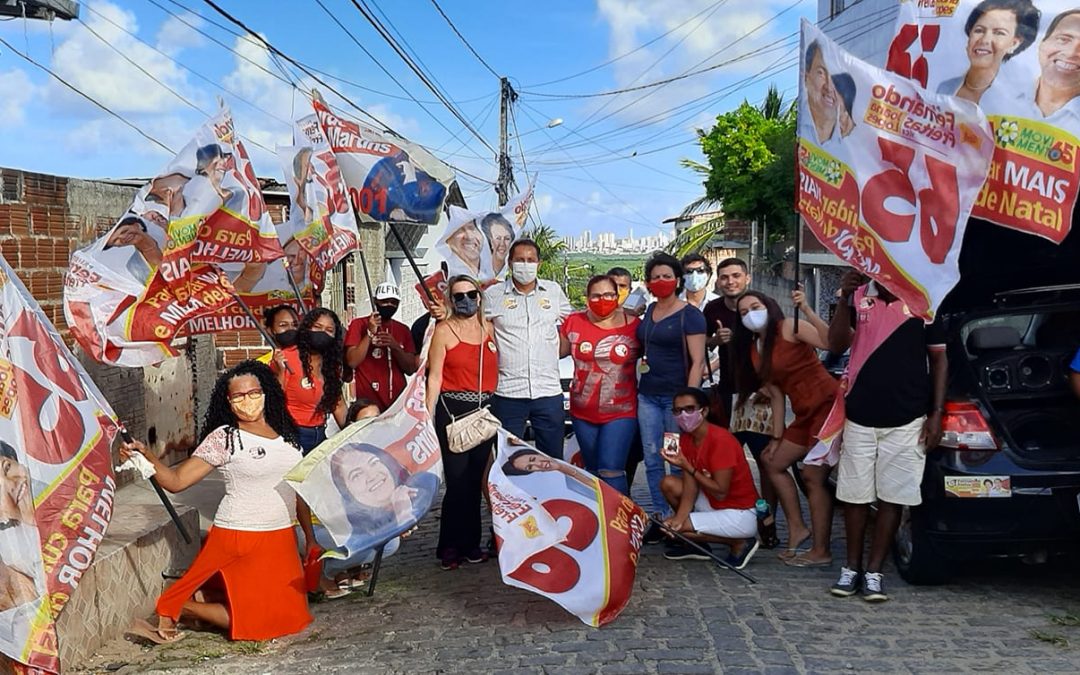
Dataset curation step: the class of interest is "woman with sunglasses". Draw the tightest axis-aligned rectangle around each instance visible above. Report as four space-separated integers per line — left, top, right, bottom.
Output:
119 361 315 644
558 274 640 494
426 275 499 570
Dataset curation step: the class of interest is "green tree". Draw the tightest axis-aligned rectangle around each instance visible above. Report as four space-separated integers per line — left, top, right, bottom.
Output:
676 85 797 254
523 223 567 282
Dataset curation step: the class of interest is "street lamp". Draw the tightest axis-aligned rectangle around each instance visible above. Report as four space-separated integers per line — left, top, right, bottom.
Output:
514 118 564 138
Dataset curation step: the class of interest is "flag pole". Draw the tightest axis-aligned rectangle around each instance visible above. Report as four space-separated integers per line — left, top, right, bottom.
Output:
226 286 293 374
649 515 757 584
119 427 192 545
279 257 309 314
386 219 437 306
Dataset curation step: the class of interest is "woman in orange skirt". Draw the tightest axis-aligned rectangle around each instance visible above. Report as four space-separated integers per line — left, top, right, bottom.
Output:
121 361 316 643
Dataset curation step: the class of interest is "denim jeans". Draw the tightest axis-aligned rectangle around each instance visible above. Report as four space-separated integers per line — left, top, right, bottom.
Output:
637 393 679 517
571 416 637 495
297 425 327 456
491 394 565 458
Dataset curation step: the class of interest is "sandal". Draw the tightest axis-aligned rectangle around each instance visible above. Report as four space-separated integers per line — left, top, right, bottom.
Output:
777 532 812 560
783 552 833 568
125 618 184 645
758 518 780 550
323 586 352 601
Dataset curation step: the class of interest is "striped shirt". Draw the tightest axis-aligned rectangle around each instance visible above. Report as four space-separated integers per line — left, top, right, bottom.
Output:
484 278 572 398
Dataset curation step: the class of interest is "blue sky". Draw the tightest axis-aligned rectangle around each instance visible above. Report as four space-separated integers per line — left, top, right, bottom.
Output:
0 0 818 239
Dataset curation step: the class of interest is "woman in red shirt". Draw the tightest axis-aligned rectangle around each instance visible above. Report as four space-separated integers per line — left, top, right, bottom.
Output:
272 308 349 455
559 274 640 494
426 275 499 571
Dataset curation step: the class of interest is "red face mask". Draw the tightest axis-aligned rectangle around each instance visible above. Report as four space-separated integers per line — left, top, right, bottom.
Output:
648 278 678 299
587 297 619 318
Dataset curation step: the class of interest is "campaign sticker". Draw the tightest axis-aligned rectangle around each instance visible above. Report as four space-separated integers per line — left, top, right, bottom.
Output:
944 476 1012 498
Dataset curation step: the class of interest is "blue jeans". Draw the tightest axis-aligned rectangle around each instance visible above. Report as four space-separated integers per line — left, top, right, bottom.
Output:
637 393 679 517
492 394 565 458
297 425 327 456
571 416 637 495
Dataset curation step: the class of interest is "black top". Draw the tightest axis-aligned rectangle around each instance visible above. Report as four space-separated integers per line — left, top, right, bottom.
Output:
410 312 432 356
846 312 946 428
703 297 738 397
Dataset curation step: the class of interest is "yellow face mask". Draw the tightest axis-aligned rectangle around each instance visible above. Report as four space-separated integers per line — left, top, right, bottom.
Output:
617 287 630 305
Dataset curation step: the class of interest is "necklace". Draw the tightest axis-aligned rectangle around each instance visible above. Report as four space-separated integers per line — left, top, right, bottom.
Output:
962 74 992 92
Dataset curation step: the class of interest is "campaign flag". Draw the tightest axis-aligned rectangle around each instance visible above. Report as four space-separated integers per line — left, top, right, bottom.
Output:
796 19 994 320
887 0 1080 243
306 93 456 225
489 430 647 627
435 180 535 286
0 255 120 673
284 330 441 560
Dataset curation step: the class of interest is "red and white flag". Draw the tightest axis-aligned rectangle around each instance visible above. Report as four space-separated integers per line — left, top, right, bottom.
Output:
0 254 120 673
489 431 647 627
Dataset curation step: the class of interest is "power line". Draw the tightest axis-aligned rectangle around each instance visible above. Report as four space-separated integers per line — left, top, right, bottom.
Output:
0 35 174 155
428 0 499 78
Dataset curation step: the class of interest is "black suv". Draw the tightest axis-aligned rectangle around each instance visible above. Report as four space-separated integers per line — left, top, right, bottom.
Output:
892 225 1080 584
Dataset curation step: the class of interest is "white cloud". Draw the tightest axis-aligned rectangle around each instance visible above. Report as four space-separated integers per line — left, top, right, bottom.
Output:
154 11 207 56
0 68 37 125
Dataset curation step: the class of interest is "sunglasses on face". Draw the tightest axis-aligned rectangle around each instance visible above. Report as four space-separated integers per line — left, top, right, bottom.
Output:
452 290 480 301
227 389 263 403
672 405 701 414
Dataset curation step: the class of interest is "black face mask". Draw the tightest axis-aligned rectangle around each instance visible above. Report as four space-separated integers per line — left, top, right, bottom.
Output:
376 304 398 321
307 331 335 352
274 329 298 348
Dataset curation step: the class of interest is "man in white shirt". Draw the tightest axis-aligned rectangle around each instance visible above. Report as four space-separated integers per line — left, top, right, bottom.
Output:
484 239 572 457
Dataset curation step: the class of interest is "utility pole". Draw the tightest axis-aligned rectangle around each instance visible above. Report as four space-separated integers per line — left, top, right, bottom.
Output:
497 77 517 207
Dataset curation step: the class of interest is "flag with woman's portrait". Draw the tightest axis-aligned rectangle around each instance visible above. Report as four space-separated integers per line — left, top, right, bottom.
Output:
284 328 442 560
0 254 120 673
489 430 648 627
887 0 1080 243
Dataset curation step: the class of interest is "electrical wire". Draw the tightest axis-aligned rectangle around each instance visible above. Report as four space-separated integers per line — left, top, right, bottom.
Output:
428 0 500 78
0 35 174 154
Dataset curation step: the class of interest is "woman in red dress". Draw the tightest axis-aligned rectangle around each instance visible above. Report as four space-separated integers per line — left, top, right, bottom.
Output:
121 361 315 643
731 288 838 567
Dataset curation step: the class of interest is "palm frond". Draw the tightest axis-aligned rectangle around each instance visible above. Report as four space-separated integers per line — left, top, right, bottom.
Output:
665 214 725 259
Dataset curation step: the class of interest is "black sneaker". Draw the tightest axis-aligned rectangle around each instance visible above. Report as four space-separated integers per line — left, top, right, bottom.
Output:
663 541 712 561
464 548 489 564
830 566 861 597
862 571 888 602
724 537 759 570
643 521 666 545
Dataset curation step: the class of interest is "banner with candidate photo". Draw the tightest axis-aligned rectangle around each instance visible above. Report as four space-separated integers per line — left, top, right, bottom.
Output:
887 0 1080 243
797 19 994 320
305 93 455 226
489 430 647 627
284 332 441 561
0 255 119 673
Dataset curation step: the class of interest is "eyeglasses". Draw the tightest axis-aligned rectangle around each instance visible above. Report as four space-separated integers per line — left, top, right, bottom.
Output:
452 290 480 301
227 389 263 403
672 405 701 414
589 292 618 301
685 268 707 275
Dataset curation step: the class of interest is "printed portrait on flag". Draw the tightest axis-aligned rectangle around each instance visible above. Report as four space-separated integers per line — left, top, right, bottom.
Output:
489 431 646 627
286 343 441 561
888 0 1080 243
797 19 994 320
0 255 119 673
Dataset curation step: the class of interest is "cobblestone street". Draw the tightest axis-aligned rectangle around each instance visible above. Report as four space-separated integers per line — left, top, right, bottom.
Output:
79 487 1080 675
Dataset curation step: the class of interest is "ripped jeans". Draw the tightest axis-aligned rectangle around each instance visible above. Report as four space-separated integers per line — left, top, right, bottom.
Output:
570 416 637 495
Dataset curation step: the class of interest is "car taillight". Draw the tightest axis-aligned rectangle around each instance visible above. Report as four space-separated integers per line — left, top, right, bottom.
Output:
939 401 999 451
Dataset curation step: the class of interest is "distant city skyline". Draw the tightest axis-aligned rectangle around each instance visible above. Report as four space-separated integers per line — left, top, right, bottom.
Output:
560 227 672 254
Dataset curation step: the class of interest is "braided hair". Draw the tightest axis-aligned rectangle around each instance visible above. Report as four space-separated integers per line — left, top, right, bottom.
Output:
201 360 300 452
296 307 351 418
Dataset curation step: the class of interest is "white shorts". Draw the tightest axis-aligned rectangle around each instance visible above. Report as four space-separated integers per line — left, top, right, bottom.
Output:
688 492 757 539
837 417 926 506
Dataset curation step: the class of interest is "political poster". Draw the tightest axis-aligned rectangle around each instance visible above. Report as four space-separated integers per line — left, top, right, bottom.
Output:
887 0 1080 243
285 334 441 562
435 181 535 286
305 93 455 226
796 19 994 320
489 430 647 627
0 254 119 673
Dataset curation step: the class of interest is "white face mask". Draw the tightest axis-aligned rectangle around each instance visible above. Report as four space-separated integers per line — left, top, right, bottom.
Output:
741 308 769 332
511 261 538 285
683 270 708 292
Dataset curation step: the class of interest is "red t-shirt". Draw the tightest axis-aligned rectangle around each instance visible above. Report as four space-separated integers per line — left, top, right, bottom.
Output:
559 312 640 424
680 423 758 510
277 346 326 427
344 317 416 410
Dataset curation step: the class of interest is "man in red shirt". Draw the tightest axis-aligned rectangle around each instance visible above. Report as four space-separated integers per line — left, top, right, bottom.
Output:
345 282 418 410
659 388 760 569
